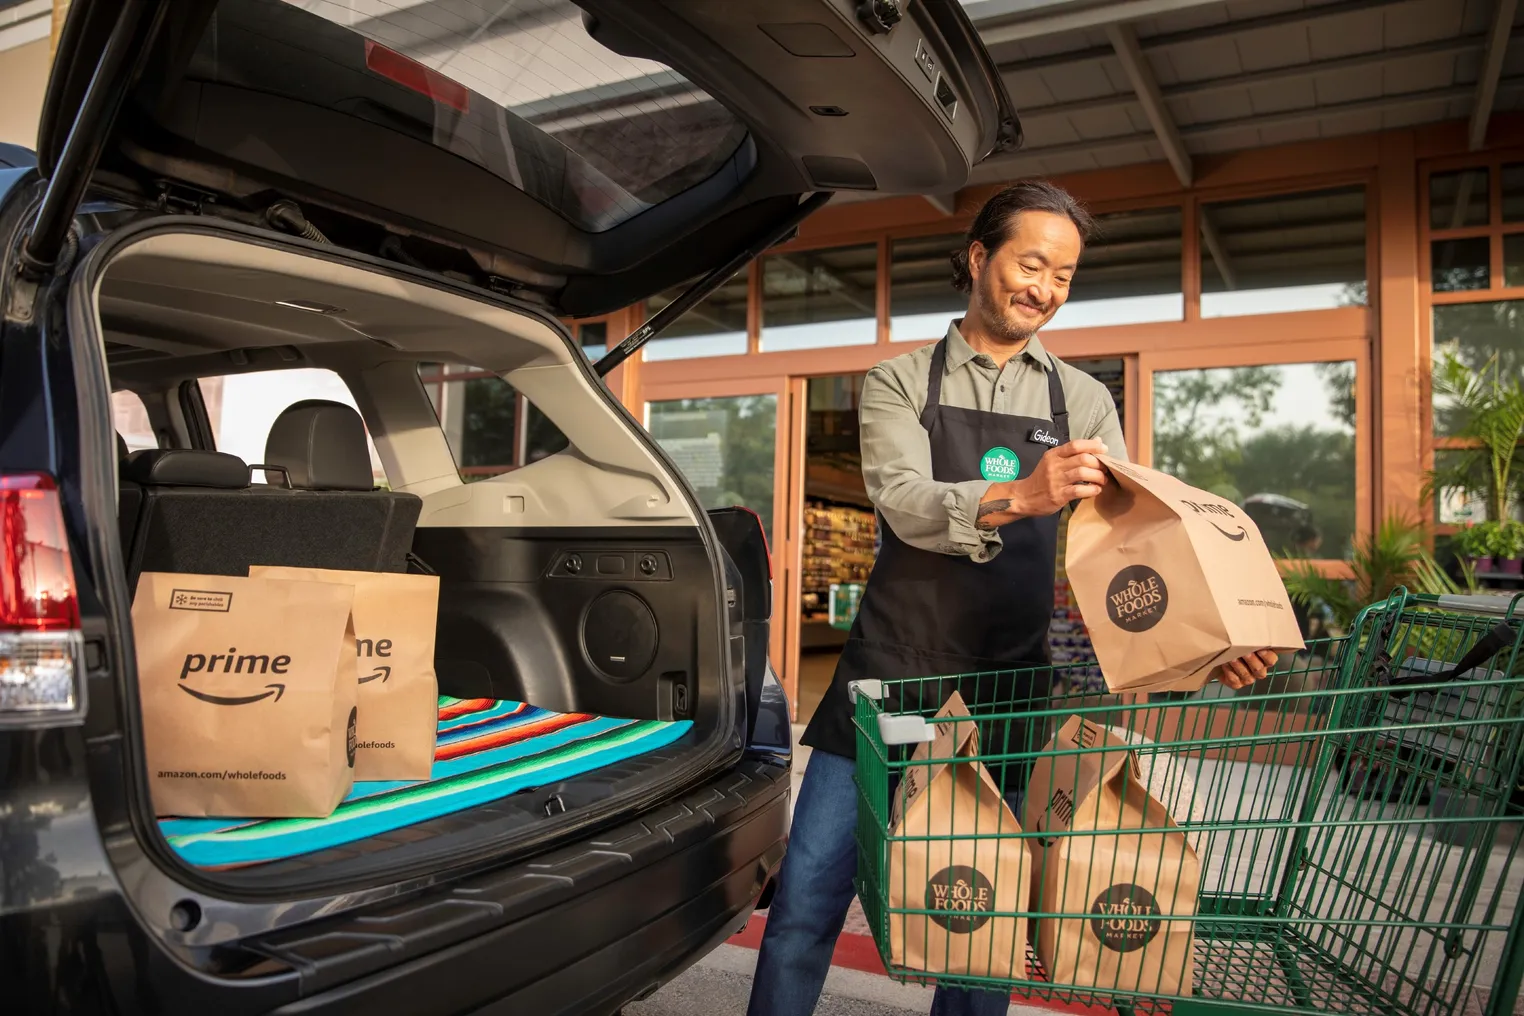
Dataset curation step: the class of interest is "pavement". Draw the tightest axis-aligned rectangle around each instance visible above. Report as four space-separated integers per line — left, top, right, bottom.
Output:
625 730 1064 1016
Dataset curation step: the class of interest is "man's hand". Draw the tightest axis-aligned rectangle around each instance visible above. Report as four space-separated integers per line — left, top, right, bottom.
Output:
976 439 1110 528
1215 649 1279 689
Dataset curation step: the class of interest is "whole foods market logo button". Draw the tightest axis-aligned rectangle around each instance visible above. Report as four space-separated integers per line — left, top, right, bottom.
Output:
926 865 995 934
980 446 1021 482
1090 883 1162 953
346 707 358 768
1105 564 1168 633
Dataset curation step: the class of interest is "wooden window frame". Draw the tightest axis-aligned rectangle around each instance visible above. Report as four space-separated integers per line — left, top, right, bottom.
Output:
1418 148 1524 533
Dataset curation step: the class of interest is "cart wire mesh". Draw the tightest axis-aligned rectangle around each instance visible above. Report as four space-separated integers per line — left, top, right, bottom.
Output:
852 591 1524 1016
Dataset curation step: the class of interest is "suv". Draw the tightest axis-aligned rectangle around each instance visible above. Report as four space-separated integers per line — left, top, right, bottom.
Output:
0 2 1017 1013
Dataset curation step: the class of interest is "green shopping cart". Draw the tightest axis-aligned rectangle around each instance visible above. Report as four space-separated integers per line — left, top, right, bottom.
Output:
851 590 1524 1016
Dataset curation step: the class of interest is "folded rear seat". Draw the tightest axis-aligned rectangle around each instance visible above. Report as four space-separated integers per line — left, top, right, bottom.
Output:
124 401 421 587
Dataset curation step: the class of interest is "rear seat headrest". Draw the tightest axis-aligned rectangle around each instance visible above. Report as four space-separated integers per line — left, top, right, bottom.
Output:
264 400 374 491
125 449 250 489
117 433 129 463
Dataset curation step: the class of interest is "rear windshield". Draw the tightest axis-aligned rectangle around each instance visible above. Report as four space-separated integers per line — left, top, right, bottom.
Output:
195 0 750 232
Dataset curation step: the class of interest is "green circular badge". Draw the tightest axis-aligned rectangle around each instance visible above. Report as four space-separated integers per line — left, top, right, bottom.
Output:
980 446 1021 482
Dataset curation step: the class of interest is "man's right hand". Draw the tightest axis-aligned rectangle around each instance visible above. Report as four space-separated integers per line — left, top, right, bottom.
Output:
976 439 1110 528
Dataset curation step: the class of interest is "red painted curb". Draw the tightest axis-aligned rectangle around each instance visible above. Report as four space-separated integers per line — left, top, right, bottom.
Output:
730 915 1116 1015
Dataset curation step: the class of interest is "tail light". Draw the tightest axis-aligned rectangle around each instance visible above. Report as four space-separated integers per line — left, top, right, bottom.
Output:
0 473 86 726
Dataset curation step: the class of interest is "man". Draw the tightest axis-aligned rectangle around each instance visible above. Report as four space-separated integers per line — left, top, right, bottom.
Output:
748 181 1276 1016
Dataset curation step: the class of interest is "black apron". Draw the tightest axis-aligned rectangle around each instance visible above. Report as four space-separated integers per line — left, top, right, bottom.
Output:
801 338 1070 779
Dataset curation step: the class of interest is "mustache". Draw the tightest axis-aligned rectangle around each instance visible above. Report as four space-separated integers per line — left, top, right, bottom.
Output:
1010 294 1050 313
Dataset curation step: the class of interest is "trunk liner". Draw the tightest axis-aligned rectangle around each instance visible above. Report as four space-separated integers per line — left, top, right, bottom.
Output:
158 697 693 869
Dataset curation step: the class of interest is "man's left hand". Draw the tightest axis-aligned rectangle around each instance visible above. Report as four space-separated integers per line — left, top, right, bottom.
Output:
1215 649 1279 689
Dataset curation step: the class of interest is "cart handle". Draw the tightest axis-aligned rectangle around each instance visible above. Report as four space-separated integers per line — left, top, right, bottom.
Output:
1434 593 1523 618
846 680 938 746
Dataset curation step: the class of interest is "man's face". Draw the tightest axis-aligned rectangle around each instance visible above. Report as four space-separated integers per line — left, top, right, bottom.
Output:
968 210 1083 343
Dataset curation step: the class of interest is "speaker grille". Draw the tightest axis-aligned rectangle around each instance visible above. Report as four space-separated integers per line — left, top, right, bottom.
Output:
582 590 659 681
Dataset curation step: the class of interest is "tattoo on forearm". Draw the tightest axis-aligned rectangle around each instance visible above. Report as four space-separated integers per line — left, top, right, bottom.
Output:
976 499 1013 529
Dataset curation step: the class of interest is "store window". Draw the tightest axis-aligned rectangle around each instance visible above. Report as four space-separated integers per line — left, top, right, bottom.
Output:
1432 301 1524 439
1151 361 1357 559
1430 168 1490 229
572 320 609 360
111 390 157 453
889 232 961 341
1504 162 1524 222
643 271 749 361
1199 186 1367 318
760 243 877 352
647 396 777 542
201 369 386 485
1049 206 1183 330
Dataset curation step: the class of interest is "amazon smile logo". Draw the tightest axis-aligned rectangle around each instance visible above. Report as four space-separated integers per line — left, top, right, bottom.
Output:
357 637 393 685
178 648 293 707
1180 499 1249 541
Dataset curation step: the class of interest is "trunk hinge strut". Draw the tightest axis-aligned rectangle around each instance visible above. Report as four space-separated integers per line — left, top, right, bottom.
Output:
19 0 170 279
593 192 833 378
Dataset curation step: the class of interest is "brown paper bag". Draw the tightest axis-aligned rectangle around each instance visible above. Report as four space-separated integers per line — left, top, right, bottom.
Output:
134 572 358 818
889 692 1029 979
1023 715 1200 997
250 566 440 781
1066 455 1306 694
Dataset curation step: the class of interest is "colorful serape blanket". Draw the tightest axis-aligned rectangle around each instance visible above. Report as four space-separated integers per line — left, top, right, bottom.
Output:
158 697 694 868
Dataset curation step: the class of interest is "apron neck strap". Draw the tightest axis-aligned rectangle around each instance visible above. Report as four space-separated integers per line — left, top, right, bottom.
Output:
919 339 948 431
1045 358 1069 434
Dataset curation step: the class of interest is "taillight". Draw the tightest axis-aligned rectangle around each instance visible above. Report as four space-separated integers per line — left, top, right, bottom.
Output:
0 473 86 726
735 505 774 582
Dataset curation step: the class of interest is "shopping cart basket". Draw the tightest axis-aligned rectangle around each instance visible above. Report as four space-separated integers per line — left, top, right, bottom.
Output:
852 591 1524 1016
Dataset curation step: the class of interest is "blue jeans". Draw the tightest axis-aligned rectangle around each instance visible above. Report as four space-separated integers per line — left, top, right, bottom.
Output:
747 749 1012 1016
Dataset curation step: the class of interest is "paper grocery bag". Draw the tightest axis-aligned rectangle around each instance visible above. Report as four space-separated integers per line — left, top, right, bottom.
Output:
251 566 440 781
134 572 358 818
1023 715 1200 997
1066 456 1305 694
889 692 1029 979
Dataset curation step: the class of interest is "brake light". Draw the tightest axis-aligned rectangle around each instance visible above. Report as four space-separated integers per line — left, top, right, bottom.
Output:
0 473 86 726
364 41 470 114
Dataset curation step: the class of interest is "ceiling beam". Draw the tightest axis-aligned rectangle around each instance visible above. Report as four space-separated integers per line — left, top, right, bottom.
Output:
1013 32 1502 123
979 0 1237 45
1469 0 1520 150
969 76 1524 181
995 0 1400 77
1105 21 1192 188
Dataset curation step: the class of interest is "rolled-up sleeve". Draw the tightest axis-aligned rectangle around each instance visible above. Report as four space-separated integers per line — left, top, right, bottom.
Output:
859 364 1004 563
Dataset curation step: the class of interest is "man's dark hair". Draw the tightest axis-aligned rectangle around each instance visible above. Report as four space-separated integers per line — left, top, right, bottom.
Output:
950 180 1096 292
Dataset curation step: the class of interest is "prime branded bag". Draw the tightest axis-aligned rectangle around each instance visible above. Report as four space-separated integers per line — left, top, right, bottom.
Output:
250 566 439 781
134 572 357 818
888 692 1029 979
1023 715 1200 997
1065 455 1306 694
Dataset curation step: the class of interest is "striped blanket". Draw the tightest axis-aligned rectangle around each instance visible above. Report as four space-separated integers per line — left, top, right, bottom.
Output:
159 697 694 868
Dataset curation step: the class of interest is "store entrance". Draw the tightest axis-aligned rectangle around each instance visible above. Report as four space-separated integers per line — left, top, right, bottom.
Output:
788 357 1131 727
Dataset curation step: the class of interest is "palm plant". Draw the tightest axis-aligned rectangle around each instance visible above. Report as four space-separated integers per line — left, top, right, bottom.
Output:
1425 350 1524 524
1281 513 1467 632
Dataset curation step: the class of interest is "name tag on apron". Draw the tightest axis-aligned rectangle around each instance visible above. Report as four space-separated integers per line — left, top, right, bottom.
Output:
1029 427 1061 448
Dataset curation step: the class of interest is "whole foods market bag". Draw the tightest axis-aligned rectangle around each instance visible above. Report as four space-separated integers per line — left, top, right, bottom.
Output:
134 573 358 818
1066 456 1305 694
889 692 1029 979
1023 715 1199 997
251 566 439 781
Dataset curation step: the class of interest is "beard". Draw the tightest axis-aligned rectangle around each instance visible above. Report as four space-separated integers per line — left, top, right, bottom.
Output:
973 273 1047 344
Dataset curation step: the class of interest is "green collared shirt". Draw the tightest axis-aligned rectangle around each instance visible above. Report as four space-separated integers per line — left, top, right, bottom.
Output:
860 322 1128 563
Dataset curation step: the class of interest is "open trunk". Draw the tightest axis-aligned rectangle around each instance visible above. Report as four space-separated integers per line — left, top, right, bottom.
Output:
81 219 745 894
